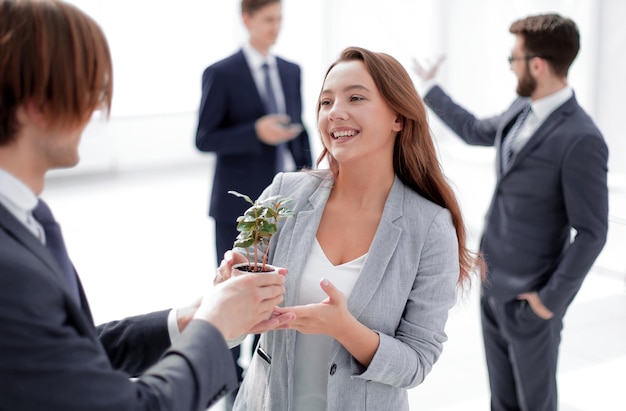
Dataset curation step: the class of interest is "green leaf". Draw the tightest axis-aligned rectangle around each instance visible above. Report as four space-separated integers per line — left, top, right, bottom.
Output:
228 190 254 205
229 190 295 266
234 238 255 248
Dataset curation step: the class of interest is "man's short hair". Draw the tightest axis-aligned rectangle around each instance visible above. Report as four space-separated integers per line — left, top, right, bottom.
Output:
509 13 580 77
241 0 280 16
0 0 112 145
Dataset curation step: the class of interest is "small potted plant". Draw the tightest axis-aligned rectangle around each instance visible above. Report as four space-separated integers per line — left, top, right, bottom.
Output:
228 190 294 273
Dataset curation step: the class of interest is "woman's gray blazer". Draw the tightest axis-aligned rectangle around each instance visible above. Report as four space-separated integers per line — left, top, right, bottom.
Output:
234 171 460 410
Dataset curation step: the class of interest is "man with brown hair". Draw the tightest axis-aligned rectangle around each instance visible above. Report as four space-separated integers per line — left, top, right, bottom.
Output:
414 13 608 411
0 1 290 409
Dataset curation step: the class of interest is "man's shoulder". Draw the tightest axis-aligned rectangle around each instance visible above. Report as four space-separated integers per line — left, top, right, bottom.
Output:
555 96 603 138
275 56 301 71
205 50 246 73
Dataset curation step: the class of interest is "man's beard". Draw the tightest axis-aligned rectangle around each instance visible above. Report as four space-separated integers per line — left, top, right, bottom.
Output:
516 66 537 97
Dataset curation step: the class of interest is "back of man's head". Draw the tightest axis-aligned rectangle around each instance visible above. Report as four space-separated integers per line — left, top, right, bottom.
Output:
509 13 580 78
0 0 112 146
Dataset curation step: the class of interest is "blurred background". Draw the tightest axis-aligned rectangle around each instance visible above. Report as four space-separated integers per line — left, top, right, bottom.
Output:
41 1 625 409
53 0 624 179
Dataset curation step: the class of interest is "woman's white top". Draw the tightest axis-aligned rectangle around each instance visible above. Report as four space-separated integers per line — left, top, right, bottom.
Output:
293 238 366 411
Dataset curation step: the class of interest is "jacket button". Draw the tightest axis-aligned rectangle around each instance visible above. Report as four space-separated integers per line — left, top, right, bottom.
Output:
329 363 337 375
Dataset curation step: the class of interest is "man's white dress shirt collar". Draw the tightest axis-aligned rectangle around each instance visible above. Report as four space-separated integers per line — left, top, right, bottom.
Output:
242 41 277 70
241 42 285 114
528 85 573 125
0 168 42 240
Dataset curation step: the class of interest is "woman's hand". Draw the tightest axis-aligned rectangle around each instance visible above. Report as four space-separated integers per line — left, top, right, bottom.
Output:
248 308 296 334
214 250 247 285
274 278 351 338
275 278 379 366
214 250 289 285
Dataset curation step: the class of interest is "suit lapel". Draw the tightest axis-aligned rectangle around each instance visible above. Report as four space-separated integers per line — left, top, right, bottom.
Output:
0 203 68 287
0 203 94 324
346 177 403 319
276 59 291 114
508 96 576 172
329 177 404 360
496 99 530 178
236 49 266 113
282 176 404 311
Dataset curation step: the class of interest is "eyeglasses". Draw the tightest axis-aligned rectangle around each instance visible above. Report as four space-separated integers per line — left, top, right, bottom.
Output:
507 55 536 64
507 55 551 65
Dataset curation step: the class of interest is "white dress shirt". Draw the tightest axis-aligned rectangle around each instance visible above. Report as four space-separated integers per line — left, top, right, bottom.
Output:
293 238 366 411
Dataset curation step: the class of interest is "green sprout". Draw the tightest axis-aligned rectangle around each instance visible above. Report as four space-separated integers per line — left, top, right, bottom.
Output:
229 190 294 272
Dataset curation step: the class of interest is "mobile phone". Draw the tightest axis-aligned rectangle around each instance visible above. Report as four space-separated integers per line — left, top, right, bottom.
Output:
282 122 303 133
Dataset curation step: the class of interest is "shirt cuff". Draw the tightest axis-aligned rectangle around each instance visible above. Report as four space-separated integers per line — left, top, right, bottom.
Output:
226 335 246 349
167 308 181 343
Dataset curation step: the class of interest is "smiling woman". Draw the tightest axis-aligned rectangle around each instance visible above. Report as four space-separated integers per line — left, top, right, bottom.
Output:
215 46 484 411
317 59 402 180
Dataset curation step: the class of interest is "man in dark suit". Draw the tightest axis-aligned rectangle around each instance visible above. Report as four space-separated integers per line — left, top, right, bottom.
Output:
414 14 608 411
0 1 291 409
195 0 312 400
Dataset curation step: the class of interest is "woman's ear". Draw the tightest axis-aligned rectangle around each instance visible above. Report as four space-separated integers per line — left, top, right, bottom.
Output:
392 116 403 132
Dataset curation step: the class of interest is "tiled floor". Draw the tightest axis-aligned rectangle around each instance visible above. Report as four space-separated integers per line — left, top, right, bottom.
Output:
42 139 626 410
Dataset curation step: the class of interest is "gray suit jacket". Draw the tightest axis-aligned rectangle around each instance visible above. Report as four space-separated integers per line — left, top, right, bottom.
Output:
234 171 460 410
424 85 609 314
0 202 237 410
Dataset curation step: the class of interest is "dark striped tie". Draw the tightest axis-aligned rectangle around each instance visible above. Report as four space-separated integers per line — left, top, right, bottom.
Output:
32 199 80 304
502 105 531 172
262 62 287 173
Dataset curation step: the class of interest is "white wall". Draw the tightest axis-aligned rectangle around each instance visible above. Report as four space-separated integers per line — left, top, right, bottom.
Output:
54 0 624 181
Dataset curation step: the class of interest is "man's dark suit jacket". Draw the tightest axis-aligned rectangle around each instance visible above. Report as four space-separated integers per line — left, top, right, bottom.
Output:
424 85 608 315
0 203 237 410
195 49 313 226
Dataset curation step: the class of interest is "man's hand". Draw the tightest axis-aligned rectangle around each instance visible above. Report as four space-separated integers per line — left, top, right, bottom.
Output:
255 114 302 145
411 55 446 82
195 272 287 340
518 292 554 320
247 309 296 334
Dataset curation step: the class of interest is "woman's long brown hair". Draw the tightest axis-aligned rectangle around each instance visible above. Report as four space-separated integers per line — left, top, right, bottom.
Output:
316 47 484 286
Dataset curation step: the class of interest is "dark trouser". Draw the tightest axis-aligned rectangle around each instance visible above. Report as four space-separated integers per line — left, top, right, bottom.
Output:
481 294 563 411
215 219 260 383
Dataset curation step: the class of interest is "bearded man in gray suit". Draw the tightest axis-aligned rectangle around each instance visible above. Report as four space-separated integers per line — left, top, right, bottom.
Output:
414 13 608 411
